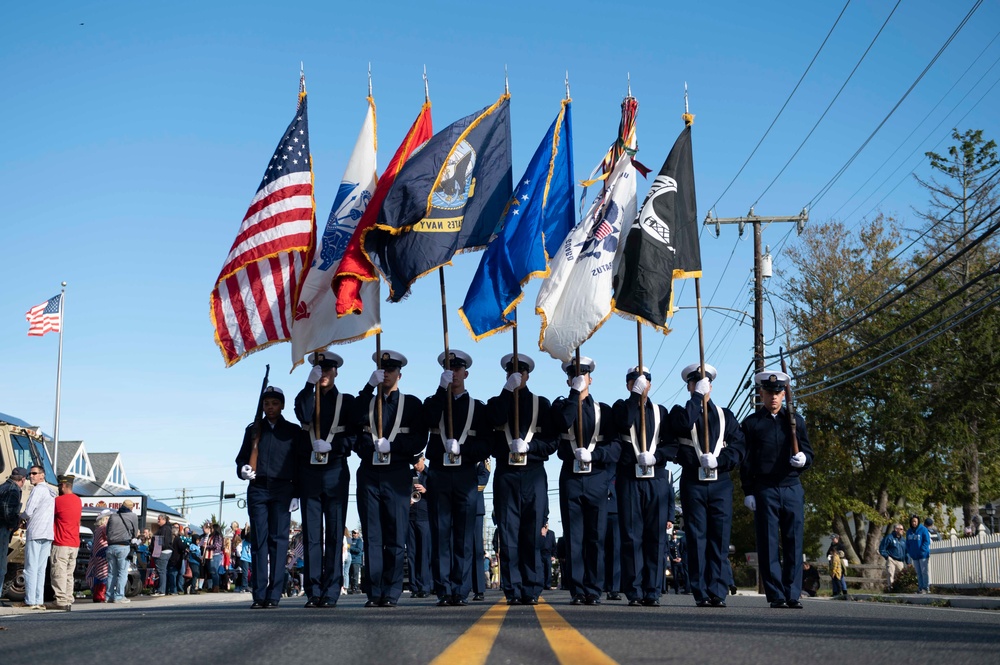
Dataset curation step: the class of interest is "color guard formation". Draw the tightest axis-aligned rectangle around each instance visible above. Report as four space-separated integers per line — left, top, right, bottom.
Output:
235 352 813 610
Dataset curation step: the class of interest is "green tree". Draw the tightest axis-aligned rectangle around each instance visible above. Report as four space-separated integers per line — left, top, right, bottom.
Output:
914 128 1000 527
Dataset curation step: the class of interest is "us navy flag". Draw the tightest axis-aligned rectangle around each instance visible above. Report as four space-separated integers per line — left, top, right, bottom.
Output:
612 125 700 330
365 94 512 302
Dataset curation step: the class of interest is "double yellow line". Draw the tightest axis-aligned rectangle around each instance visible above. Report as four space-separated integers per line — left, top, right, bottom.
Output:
430 598 617 665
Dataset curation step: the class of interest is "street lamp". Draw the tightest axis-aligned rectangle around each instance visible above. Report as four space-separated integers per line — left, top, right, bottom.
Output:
985 502 996 534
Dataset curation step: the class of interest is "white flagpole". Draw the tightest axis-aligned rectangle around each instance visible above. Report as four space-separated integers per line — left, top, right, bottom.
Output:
53 281 66 475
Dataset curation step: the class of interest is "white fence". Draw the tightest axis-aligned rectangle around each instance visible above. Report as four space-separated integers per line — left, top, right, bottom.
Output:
928 532 1000 588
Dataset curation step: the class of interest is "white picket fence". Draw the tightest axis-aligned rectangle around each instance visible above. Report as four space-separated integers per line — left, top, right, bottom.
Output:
928 532 1000 588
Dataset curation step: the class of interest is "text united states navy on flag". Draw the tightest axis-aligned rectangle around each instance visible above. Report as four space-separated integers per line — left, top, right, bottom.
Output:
211 87 314 366
26 294 62 337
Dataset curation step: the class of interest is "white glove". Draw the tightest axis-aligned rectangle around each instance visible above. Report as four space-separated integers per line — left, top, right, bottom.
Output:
570 375 587 393
574 447 592 464
700 453 718 470
439 370 454 389
376 437 391 454
307 365 323 385
631 374 649 395
511 438 529 454
503 373 522 392
368 369 385 387
446 438 461 456
744 495 756 511
694 378 712 395
289 498 300 513
790 452 807 468
312 439 332 454
240 464 256 480
638 451 655 467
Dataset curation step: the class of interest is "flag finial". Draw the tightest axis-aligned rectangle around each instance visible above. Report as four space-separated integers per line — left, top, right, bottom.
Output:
423 65 430 102
565 71 571 100
368 63 372 97
682 82 695 127
627 72 632 98
504 64 509 95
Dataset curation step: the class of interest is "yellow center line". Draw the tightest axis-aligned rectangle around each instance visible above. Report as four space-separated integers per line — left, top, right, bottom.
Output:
534 599 619 665
430 600 511 665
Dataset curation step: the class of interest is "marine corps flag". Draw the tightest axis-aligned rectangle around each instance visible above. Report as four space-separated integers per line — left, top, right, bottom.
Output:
612 125 700 331
365 94 512 301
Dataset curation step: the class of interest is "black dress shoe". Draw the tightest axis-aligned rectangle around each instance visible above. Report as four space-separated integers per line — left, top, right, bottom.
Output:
264 600 278 608
696 600 711 607
450 597 468 606
318 598 336 608
379 598 397 607
607 593 622 601
364 600 377 608
472 593 485 601
250 600 266 609
437 598 450 607
304 597 320 608
506 598 519 605
585 596 601 606
786 600 803 609
642 598 660 607
709 597 726 608
521 597 538 606
770 600 787 609
570 596 584 605
628 599 641 606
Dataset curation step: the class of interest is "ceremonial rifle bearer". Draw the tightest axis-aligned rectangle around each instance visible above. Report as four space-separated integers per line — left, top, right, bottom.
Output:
668 363 746 608
485 353 557 606
423 349 491 606
612 366 678 607
740 370 813 609
294 350 356 608
353 350 428 608
551 357 621 606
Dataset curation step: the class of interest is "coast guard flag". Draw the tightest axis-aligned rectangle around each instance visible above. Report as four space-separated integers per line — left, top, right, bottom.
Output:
459 100 575 340
536 152 637 362
291 96 381 368
26 294 62 337
365 94 512 302
332 102 433 316
211 80 314 366
613 125 700 330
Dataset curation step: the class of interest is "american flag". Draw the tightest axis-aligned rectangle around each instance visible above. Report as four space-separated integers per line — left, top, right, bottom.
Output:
26 294 61 337
593 219 613 240
210 80 315 366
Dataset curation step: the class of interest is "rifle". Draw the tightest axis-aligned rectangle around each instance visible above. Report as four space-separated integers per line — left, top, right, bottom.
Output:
248 364 271 473
778 349 800 455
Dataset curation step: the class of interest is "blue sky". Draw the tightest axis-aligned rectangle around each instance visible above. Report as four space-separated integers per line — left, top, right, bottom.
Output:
3 1 998 533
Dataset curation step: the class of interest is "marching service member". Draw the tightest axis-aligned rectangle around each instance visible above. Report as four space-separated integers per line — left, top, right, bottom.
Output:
669 363 746 608
485 353 557 606
294 350 356 608
741 370 813 609
353 350 428 608
613 366 678 607
236 385 306 609
423 349 492 606
552 357 621 606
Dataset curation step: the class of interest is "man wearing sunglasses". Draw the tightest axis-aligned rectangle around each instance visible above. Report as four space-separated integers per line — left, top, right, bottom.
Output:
20 466 56 609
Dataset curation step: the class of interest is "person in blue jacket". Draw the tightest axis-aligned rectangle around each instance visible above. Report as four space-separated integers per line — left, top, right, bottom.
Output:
906 514 932 593
878 523 908 592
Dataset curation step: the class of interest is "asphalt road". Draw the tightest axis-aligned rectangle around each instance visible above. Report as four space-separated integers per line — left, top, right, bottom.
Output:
2 589 998 664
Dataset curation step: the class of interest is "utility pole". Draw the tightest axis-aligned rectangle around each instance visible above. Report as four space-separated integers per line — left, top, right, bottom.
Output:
178 488 190 516
705 207 808 405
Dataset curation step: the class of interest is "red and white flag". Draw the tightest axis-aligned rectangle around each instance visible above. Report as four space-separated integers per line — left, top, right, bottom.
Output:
26 294 62 337
211 80 315 366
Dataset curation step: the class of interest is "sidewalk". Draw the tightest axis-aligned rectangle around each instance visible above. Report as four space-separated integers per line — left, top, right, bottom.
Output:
0 590 249 617
841 591 1000 610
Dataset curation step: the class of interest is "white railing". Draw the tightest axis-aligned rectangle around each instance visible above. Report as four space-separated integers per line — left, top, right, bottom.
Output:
928 531 1000 588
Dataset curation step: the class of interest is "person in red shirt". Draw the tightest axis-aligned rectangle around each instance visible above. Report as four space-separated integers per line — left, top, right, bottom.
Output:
51 475 83 611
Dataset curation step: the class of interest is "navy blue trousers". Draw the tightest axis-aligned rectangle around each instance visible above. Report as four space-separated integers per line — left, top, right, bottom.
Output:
247 480 294 604
427 467 478 601
559 471 610 600
618 475 670 601
754 483 805 603
495 465 548 602
356 465 411 603
680 477 733 603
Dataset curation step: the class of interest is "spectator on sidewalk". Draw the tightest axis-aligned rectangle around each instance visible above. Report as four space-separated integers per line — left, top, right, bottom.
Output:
0 467 28 603
829 549 847 598
167 523 186 595
923 517 940 541
86 510 112 602
50 475 82 611
106 499 140 603
151 514 174 596
348 530 363 594
906 514 932 594
20 466 56 610
801 560 820 597
878 523 908 592
185 533 203 595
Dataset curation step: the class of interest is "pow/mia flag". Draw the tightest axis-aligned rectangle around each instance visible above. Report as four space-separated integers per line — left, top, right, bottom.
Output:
365 94 512 302
612 125 700 331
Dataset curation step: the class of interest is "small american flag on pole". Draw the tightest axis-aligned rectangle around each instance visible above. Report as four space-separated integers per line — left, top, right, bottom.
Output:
26 294 61 337
210 76 315 366
592 219 613 240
